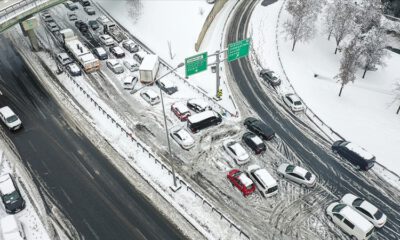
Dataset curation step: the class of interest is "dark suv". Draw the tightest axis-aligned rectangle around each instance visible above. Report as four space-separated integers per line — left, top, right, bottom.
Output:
244 117 275 141
332 140 375 171
0 174 26 214
75 20 88 33
242 132 266 154
260 69 281 86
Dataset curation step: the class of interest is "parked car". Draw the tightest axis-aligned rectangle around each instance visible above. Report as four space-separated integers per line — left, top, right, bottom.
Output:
247 165 278 197
122 76 138 90
0 107 22 131
99 34 115 46
283 93 305 112
88 20 99 30
64 1 78 11
277 163 316 188
41 14 53 22
156 78 177 95
259 69 281 86
326 202 375 240
57 53 73 66
187 99 211 113
66 63 82 76
79 0 90 6
1 215 25 240
93 47 108 60
243 117 275 141
67 13 78 21
74 20 88 33
97 15 111 26
332 140 375 171
227 169 256 197
46 21 60 32
341 193 387 228
140 89 160 105
106 59 124 74
109 46 125 58
133 52 145 63
122 39 139 53
171 102 191 121
223 140 249 165
0 173 25 213
123 59 139 72
170 125 195 150
242 132 266 154
84 6 95 15
187 110 221 133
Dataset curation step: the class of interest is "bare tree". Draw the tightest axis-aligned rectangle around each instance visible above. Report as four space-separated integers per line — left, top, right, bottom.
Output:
126 0 143 23
167 40 175 60
335 38 363 96
284 0 324 51
359 27 389 78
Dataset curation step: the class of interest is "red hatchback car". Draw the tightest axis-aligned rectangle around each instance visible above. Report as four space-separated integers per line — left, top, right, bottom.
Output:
227 169 256 197
171 102 191 121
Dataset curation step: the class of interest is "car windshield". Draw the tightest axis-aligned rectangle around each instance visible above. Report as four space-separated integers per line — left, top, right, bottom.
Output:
294 101 302 106
285 165 295 173
374 210 383 220
3 191 19 204
305 172 312 180
352 198 364 207
332 203 346 213
6 115 18 123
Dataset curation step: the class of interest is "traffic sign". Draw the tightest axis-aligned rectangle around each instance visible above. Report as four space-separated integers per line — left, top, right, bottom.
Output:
227 39 250 62
185 52 208 77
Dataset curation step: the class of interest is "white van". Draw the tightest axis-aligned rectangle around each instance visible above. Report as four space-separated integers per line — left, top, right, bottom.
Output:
1 215 25 240
0 106 22 131
326 202 375 240
247 165 278 197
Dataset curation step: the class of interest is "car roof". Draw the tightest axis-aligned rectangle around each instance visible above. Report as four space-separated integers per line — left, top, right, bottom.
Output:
359 200 378 215
292 166 308 177
287 94 301 102
0 107 15 118
107 59 119 65
143 89 158 99
95 47 106 55
344 142 374 160
254 168 277 187
173 102 189 113
0 174 15 194
68 63 80 71
176 128 191 140
159 78 175 88
340 205 374 232
112 46 124 53
188 110 215 123
250 135 263 145
237 172 253 187
229 143 246 156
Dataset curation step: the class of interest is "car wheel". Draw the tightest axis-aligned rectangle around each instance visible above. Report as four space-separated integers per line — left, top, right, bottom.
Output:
326 215 332 221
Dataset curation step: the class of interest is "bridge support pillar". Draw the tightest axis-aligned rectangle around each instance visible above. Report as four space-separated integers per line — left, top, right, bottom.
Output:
20 17 40 52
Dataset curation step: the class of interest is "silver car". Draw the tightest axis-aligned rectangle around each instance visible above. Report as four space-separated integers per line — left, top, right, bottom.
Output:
277 163 316 187
140 89 160 105
106 59 124 74
170 126 195 150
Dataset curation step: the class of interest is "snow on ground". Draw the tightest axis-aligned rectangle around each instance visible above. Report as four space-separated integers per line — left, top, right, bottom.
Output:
0 138 51 240
250 1 400 177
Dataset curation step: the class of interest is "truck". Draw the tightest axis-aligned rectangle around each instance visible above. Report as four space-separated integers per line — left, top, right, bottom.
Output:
97 16 126 43
60 29 100 73
139 54 160 84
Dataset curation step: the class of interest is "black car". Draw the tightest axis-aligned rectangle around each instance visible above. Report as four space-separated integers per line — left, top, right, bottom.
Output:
260 69 281 86
88 20 99 30
0 174 26 214
242 132 266 154
79 0 90 6
244 117 275 141
187 99 211 113
156 79 178 95
133 53 144 63
93 47 108 60
332 140 375 171
75 20 88 33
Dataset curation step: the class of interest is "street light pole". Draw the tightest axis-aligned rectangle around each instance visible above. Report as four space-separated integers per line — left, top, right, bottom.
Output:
155 62 184 191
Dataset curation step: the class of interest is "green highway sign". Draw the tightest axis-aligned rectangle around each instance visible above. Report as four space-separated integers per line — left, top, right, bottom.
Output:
185 52 208 77
228 38 250 62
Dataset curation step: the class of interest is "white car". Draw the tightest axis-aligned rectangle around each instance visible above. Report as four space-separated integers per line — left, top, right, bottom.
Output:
341 193 387 228
1 215 25 240
57 53 73 66
223 140 249 165
65 63 81 76
170 126 195 150
123 59 139 72
277 163 316 188
0 107 22 131
247 165 278 197
140 89 160 105
326 202 375 240
122 76 138 90
97 16 111 25
99 34 115 46
282 93 305 112
106 59 124 74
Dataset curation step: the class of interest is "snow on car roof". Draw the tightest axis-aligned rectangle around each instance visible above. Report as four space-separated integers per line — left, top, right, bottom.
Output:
230 143 247 157
176 129 191 141
188 110 215 124
124 59 135 65
100 34 111 40
254 169 277 187
237 173 253 188
340 206 374 232
0 107 15 118
250 135 263 145
95 47 106 55
68 63 80 72
345 142 374 160
293 166 308 177
143 89 158 99
123 76 136 84
188 99 208 108
0 174 15 195
107 59 119 66
287 93 301 102
173 102 189 113
113 47 124 54
139 54 158 71
1 215 18 234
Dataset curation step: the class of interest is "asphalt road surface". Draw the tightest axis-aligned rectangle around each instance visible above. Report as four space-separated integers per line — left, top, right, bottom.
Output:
0 36 185 240
227 1 400 239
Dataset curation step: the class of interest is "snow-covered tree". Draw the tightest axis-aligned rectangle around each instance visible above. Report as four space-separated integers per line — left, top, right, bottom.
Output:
284 0 324 51
359 27 389 78
357 0 383 32
126 0 143 23
335 38 363 96
325 0 358 54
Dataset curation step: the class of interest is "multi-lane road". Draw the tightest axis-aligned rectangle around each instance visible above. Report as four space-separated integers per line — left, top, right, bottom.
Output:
227 1 400 239
0 36 185 240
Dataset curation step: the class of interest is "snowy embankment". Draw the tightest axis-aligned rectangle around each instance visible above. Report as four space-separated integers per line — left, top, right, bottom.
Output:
250 1 400 182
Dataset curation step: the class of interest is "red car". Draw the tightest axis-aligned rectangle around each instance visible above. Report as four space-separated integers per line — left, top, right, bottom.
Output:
227 169 256 197
171 102 191 121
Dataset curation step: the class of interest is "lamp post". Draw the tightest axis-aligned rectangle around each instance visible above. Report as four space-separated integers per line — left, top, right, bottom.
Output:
141 62 184 191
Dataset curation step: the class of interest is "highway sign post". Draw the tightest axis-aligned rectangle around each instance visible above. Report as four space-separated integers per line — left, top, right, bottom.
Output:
228 38 250 62
185 52 208 77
